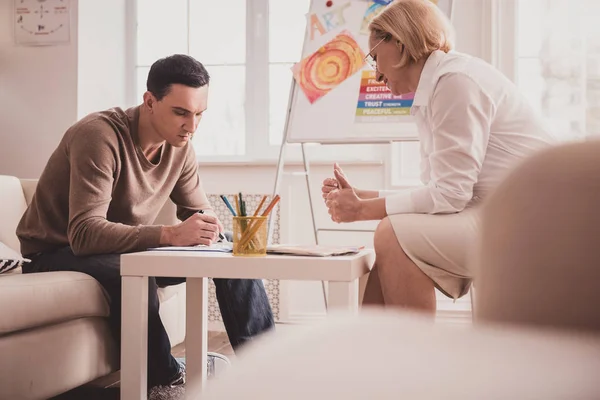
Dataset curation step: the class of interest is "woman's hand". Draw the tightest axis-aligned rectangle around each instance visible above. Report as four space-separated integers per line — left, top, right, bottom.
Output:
321 177 339 201
323 164 380 201
322 163 352 200
325 165 363 223
322 163 350 201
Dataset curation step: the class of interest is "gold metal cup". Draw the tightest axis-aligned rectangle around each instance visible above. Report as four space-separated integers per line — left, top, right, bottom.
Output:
232 216 267 257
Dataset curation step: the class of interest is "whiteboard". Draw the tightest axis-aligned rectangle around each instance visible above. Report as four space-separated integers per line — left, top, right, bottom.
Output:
286 0 417 144
285 0 454 144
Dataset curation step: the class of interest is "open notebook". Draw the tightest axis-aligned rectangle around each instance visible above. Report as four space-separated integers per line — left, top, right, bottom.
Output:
266 244 363 257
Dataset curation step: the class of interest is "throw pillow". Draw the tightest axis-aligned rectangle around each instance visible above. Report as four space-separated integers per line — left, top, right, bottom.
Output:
0 241 28 274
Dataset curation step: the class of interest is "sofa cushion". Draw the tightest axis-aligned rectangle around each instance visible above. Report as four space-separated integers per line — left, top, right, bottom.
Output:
0 259 21 275
0 175 28 253
0 241 28 275
0 271 110 335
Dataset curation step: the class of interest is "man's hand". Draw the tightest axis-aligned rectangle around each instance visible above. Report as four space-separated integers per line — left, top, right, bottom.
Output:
160 213 222 246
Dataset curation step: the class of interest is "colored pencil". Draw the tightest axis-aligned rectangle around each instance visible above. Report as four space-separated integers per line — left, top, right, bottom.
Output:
253 195 268 217
220 195 237 217
234 195 240 217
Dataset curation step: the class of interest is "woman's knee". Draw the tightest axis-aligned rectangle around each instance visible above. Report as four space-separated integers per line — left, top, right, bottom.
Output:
374 217 399 254
374 216 413 261
374 216 393 240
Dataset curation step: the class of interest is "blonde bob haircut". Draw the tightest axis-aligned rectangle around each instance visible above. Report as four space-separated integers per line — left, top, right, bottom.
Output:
369 0 454 68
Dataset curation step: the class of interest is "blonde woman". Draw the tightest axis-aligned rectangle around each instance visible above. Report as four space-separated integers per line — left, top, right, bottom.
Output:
322 0 555 313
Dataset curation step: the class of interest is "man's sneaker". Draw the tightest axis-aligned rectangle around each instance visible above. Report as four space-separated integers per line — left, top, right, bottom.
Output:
148 363 185 400
169 358 186 387
174 352 231 382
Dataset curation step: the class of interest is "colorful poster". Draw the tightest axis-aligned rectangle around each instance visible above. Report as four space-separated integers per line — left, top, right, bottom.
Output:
360 1 387 35
358 0 451 26
292 30 366 104
308 2 352 41
355 70 414 122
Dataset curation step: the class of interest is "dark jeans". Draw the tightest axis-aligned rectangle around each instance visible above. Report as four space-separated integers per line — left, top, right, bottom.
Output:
23 245 274 387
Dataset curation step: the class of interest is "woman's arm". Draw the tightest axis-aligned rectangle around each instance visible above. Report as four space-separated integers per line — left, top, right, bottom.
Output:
357 197 387 220
322 165 380 200
325 167 387 222
381 73 495 215
355 189 380 200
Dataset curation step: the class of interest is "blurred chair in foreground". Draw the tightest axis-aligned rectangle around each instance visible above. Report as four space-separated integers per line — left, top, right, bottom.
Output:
474 139 600 334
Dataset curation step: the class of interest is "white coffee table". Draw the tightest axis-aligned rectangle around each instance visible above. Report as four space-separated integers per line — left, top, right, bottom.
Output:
119 249 374 400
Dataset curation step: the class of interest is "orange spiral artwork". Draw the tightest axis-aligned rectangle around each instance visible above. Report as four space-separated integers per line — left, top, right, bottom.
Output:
292 30 366 104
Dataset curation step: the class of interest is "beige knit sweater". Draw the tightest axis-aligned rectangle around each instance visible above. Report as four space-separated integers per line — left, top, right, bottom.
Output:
17 106 213 256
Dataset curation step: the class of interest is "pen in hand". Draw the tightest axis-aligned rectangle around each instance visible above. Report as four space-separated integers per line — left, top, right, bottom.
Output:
198 210 227 242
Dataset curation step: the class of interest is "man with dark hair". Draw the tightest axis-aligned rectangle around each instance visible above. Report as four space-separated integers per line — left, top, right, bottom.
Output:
16 54 274 390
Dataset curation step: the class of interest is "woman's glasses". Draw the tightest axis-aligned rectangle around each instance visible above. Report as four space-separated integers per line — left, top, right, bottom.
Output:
364 37 386 70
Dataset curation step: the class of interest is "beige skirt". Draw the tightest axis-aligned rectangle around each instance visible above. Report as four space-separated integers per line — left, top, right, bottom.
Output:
388 207 480 299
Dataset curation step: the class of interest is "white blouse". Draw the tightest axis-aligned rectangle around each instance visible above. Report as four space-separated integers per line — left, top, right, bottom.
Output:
381 50 556 215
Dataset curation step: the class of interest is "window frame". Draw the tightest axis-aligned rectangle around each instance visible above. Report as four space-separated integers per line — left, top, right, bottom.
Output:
130 0 387 164
483 0 517 82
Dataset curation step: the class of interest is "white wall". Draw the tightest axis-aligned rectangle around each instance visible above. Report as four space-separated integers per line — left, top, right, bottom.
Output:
0 0 487 320
0 0 128 178
0 0 79 179
453 0 486 57
77 0 128 119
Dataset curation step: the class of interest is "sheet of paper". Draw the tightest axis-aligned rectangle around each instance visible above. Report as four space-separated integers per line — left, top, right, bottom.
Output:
148 242 233 253
266 244 363 257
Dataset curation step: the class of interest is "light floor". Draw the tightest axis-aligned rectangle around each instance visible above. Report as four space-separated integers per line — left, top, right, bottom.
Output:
51 331 234 400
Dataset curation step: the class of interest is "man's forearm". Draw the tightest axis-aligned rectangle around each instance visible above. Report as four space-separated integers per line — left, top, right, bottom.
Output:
160 225 174 246
68 218 163 256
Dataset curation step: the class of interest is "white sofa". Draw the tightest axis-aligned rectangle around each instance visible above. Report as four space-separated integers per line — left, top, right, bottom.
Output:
0 175 187 400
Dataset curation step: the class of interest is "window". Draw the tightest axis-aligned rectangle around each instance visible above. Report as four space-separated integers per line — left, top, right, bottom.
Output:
135 0 383 162
136 0 248 157
515 0 600 139
390 0 600 187
268 0 310 146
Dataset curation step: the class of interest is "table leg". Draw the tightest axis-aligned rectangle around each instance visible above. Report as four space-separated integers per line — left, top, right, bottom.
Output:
185 277 208 399
328 280 359 312
121 276 149 400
